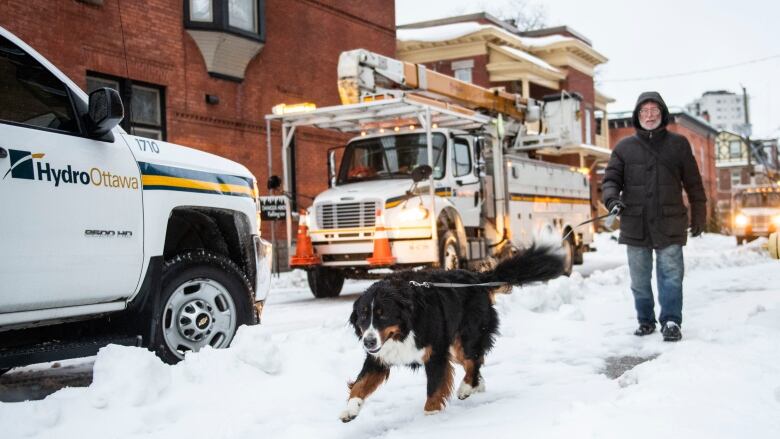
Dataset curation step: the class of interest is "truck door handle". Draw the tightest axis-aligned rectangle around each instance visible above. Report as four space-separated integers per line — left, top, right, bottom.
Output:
0 147 7 159
455 179 464 186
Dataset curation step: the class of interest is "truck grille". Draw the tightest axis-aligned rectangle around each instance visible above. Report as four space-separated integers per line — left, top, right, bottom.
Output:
316 201 377 230
752 215 769 228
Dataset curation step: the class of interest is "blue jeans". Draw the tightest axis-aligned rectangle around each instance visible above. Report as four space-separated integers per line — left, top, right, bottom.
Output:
626 245 684 326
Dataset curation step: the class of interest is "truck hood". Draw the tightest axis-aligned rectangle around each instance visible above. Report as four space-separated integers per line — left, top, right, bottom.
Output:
316 179 415 204
124 134 255 183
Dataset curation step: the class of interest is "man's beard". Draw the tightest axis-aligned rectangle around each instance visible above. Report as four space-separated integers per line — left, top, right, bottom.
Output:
640 119 661 131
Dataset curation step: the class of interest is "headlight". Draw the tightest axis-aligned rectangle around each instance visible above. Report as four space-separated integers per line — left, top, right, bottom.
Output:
772 215 780 227
735 213 749 227
399 205 429 222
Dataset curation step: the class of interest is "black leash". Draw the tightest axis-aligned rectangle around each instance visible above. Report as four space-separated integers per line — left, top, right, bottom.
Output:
561 211 617 242
409 281 509 289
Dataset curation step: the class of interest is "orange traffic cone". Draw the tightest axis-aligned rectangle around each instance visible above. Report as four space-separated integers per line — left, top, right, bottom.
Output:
290 210 321 267
367 209 396 266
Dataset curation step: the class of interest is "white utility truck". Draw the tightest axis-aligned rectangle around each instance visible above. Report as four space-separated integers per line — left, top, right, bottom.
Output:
731 185 780 245
0 26 272 369
266 49 600 298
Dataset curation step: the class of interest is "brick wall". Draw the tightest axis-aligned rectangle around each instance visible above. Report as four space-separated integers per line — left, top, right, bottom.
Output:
0 0 396 237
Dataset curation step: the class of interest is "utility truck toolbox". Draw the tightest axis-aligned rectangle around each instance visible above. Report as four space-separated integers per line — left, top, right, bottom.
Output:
0 25 272 369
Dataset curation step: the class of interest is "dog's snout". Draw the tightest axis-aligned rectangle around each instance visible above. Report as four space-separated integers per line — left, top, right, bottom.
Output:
363 334 378 350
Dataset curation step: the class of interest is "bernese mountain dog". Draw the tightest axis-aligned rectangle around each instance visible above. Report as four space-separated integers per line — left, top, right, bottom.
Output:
340 245 564 422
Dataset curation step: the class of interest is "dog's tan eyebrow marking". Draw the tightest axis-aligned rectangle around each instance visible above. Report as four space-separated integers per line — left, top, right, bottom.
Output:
379 325 401 342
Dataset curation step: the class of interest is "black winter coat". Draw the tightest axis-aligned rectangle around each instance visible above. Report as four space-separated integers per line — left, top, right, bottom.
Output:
602 92 707 248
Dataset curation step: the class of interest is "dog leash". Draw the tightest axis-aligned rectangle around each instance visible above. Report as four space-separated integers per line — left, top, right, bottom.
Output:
409 281 509 289
561 211 617 243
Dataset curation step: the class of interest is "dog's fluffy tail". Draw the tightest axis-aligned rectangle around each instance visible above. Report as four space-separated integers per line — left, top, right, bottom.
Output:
479 245 564 286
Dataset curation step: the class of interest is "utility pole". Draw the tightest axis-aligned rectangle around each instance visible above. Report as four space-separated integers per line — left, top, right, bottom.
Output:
742 85 754 185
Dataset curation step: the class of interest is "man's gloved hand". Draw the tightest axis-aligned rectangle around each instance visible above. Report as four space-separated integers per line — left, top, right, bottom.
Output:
608 200 626 216
689 224 704 237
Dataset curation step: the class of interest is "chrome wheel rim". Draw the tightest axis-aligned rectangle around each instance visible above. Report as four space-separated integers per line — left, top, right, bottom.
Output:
162 278 237 359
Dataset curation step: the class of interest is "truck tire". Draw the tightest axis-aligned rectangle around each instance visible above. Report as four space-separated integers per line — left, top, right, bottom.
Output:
736 236 744 246
152 250 253 364
562 237 574 276
439 230 460 270
307 267 345 298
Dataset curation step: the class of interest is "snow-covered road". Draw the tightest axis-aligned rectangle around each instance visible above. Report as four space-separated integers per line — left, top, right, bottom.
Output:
2 234 780 439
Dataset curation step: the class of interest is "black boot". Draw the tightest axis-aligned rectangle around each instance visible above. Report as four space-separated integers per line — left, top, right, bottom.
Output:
661 322 682 342
633 323 656 336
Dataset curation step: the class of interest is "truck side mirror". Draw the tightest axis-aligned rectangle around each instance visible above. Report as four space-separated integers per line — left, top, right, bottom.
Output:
411 165 433 183
87 87 123 139
267 175 282 190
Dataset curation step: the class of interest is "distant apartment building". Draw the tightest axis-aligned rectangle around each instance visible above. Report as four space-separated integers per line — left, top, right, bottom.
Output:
686 90 748 135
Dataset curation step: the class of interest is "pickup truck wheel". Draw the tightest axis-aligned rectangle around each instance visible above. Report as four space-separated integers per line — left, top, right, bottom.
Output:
307 267 345 298
736 236 745 246
153 250 253 364
439 231 460 270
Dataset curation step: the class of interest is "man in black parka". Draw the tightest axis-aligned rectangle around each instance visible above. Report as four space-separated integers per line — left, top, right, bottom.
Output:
602 91 706 342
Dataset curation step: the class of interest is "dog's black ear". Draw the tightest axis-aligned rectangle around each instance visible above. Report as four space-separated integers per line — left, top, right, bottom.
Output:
349 299 361 337
393 291 415 331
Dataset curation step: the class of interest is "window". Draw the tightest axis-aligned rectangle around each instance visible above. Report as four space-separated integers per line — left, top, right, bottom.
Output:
185 0 264 41
454 68 472 83
190 0 213 21
229 0 257 33
729 140 742 159
338 133 447 184
0 35 79 134
731 169 741 187
452 139 472 177
86 73 165 140
452 59 474 84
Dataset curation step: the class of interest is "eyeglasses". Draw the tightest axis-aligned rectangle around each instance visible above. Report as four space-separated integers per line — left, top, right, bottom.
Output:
639 108 661 116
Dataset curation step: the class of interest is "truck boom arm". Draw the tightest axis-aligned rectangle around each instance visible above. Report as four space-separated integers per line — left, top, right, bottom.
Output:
337 49 529 122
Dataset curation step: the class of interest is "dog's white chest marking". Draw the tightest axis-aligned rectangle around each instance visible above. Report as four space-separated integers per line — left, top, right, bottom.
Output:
374 331 426 366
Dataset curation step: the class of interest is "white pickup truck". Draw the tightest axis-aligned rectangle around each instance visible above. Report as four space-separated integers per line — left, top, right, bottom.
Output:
0 26 272 368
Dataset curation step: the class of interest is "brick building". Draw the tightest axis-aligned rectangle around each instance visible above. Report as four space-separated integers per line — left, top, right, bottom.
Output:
0 0 396 232
608 107 718 227
395 13 614 218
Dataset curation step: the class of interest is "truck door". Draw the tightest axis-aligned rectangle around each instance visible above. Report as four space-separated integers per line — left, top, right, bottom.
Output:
449 136 481 227
0 34 143 313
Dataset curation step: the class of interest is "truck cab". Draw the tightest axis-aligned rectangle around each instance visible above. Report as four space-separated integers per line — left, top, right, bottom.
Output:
731 186 780 245
0 25 272 368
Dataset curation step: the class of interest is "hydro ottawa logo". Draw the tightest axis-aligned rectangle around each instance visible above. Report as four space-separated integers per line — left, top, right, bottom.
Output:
2 149 139 189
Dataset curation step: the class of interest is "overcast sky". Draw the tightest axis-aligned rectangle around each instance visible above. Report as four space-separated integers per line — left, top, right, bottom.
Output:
395 0 780 138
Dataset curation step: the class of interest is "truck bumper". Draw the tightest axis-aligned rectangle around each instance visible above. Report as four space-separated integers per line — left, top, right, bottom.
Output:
313 238 436 267
253 236 273 311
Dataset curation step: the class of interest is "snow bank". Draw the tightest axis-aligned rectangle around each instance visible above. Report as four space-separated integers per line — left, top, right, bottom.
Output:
2 233 780 439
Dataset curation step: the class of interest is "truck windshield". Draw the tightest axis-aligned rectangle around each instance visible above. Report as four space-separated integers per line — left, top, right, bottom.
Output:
740 192 780 208
338 133 446 184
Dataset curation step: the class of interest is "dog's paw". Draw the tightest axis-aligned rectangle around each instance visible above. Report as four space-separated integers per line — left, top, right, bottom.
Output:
457 379 486 400
424 409 441 416
339 397 363 423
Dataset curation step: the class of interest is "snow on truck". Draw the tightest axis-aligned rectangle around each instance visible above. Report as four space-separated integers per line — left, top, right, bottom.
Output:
0 26 272 369
265 49 604 298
